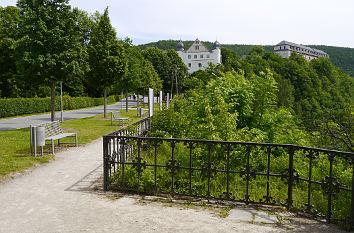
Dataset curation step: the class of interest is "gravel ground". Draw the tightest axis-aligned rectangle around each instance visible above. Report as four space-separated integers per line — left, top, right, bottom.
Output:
0 139 346 233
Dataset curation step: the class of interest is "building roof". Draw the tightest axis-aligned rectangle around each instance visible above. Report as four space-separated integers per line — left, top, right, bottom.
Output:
177 40 184 51
276 40 328 57
185 39 210 53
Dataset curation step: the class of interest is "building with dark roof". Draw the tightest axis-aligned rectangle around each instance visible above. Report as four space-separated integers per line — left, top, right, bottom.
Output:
274 41 329 61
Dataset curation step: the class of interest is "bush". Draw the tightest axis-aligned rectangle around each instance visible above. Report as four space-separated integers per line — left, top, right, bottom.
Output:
0 95 117 118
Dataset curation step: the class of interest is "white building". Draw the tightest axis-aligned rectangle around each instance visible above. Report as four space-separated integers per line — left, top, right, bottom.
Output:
177 39 221 73
274 41 329 61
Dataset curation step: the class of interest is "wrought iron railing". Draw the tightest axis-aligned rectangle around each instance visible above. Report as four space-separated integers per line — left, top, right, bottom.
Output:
103 120 354 228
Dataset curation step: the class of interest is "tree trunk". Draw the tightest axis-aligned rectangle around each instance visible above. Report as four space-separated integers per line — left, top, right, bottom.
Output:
125 89 128 112
104 86 107 118
51 82 55 122
137 92 140 108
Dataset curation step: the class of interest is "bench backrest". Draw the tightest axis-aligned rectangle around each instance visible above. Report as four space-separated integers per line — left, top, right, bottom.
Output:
111 111 121 120
37 121 63 138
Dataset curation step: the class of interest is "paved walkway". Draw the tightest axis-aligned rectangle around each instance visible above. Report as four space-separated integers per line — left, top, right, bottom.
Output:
0 139 345 233
0 98 138 131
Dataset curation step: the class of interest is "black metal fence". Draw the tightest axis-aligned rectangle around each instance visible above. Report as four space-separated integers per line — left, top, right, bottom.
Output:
103 118 354 228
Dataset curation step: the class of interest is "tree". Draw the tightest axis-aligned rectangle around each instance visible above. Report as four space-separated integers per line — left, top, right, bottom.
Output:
142 59 162 93
120 39 144 112
0 6 20 97
165 49 188 96
221 47 241 72
15 0 87 121
88 7 127 117
142 47 173 94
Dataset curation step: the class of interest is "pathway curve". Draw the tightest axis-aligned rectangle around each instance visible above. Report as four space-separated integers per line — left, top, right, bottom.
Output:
0 138 345 233
0 98 138 131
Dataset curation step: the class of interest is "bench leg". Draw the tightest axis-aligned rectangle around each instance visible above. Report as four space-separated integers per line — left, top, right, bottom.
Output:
58 139 60 146
52 139 55 154
75 133 78 147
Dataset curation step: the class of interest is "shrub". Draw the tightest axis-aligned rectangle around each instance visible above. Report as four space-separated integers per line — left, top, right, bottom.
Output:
0 95 117 118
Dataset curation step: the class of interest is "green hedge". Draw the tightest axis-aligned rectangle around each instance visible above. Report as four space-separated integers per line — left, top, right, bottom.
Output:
0 95 117 118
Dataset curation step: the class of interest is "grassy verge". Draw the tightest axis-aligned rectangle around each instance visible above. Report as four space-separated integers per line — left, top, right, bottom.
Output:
0 109 143 180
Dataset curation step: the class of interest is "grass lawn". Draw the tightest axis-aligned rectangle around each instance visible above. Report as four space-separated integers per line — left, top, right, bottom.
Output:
0 109 144 180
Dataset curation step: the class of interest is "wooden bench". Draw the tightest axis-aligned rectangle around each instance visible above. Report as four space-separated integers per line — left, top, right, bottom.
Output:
31 121 77 155
111 111 129 126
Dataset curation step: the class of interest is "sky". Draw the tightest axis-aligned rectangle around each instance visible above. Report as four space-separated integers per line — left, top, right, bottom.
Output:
1 0 354 48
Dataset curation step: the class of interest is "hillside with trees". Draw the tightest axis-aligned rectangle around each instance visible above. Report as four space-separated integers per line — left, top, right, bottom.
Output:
139 40 354 77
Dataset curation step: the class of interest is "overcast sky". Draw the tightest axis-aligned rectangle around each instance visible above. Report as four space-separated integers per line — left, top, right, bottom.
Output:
1 0 354 48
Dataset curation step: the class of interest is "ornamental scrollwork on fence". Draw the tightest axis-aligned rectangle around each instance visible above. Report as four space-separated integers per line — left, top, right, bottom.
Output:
166 159 181 175
321 176 341 197
201 161 217 178
239 164 257 181
280 168 300 185
132 156 146 173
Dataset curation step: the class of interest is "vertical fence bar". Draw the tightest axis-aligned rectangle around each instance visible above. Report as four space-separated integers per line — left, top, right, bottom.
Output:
207 143 212 199
121 138 126 186
306 150 314 212
189 142 193 196
171 141 176 195
327 153 334 223
351 159 354 229
266 146 271 203
245 146 251 204
108 139 112 176
113 139 116 173
226 144 231 199
137 138 142 188
287 147 295 210
154 141 158 193
103 136 109 191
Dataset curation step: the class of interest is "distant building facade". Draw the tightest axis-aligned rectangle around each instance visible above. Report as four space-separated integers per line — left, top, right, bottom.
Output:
177 39 221 73
274 41 329 61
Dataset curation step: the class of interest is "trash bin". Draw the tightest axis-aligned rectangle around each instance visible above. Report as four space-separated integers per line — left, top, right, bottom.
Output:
36 126 45 146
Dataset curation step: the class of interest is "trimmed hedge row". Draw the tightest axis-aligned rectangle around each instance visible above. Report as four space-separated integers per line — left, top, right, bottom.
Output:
0 95 117 118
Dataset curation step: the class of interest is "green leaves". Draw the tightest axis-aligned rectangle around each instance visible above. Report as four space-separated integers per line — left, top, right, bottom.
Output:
88 7 127 89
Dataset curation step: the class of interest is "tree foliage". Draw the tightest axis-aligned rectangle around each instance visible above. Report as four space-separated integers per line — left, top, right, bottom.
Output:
15 0 89 120
87 7 127 117
0 6 20 97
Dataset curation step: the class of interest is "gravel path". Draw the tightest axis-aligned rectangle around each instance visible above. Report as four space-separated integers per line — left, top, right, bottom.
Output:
0 139 345 233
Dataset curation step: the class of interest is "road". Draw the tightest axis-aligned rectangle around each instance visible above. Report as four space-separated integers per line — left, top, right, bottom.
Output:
0 98 139 131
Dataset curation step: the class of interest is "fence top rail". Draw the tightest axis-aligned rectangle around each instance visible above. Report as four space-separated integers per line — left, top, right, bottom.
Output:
103 135 354 157
104 117 150 137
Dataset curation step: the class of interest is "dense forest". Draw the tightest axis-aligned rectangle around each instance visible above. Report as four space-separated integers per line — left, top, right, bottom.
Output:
139 40 354 77
150 46 353 152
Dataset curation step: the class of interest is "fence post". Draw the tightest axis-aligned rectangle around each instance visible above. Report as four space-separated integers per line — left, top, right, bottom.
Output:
287 146 295 210
103 136 109 191
351 159 354 229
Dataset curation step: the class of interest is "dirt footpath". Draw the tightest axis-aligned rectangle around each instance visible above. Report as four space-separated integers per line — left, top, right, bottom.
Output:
0 139 345 233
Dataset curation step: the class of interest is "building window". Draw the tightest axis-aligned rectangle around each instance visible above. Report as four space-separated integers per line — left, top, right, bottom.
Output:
194 55 197 59
188 55 191 59
188 63 191 68
196 46 199 50
200 54 203 59
206 54 210 58
198 63 202 67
